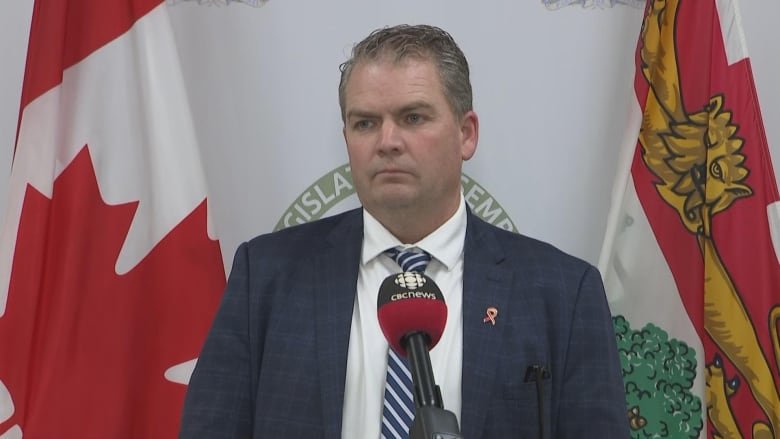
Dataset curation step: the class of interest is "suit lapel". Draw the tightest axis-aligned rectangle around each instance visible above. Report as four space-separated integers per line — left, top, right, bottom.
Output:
460 214 513 439
313 210 363 439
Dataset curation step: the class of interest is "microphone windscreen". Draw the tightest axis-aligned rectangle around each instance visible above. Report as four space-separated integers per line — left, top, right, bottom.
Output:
376 272 447 356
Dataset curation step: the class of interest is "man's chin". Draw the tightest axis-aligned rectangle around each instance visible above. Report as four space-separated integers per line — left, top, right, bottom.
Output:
364 190 418 212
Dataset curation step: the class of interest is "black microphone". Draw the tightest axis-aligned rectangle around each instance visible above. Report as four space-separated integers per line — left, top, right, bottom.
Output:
377 272 462 439
525 365 551 439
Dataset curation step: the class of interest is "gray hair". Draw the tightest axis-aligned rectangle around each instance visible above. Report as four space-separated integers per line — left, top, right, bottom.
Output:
338 24 473 121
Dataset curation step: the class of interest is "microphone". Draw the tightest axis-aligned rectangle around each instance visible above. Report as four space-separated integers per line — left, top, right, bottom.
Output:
377 272 462 439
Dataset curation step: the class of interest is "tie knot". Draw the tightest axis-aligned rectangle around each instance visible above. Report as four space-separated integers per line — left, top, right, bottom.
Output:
385 247 431 273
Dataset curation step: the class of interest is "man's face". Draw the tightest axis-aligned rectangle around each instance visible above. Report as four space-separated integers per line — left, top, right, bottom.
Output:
342 58 478 225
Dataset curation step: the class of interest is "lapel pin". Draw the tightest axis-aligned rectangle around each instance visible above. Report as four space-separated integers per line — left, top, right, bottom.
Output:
483 306 498 325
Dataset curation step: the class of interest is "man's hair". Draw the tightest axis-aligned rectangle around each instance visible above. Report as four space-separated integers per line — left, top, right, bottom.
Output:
338 24 473 121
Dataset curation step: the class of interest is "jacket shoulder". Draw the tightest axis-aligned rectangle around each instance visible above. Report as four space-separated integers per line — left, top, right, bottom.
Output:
236 208 362 263
472 215 592 268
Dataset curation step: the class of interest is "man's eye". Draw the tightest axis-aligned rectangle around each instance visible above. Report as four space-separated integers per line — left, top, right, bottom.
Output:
406 113 423 124
353 120 373 130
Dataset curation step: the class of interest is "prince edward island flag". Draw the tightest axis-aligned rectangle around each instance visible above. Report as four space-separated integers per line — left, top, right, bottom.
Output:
599 0 780 437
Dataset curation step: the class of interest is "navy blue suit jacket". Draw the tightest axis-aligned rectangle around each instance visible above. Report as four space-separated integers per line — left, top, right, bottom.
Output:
180 208 628 438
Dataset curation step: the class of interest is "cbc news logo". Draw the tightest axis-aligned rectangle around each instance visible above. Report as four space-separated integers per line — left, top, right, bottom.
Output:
394 272 426 290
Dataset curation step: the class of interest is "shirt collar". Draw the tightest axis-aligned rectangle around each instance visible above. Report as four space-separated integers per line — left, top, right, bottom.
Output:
361 193 467 271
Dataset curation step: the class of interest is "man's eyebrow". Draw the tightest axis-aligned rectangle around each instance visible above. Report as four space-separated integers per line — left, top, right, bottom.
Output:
345 109 378 121
398 101 436 114
345 101 437 121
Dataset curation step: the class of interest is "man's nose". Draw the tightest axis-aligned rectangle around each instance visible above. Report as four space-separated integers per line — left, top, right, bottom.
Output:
378 121 403 154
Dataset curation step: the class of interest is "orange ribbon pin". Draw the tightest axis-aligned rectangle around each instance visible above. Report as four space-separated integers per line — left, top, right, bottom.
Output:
483 307 498 325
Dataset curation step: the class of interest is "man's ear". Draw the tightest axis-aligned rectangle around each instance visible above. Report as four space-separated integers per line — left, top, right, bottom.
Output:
460 111 479 160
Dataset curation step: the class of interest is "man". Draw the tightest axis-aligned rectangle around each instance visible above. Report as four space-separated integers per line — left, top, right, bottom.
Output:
180 24 628 438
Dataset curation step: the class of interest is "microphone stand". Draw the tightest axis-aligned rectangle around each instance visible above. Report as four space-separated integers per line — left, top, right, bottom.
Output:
404 332 463 439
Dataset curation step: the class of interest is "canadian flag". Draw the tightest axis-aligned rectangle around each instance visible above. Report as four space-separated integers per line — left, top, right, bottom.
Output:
600 0 780 437
0 1 225 437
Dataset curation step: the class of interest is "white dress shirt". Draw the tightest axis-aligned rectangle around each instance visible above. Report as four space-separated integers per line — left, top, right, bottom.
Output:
341 195 466 438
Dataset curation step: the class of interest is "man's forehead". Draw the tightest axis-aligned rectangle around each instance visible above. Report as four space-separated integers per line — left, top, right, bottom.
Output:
345 58 442 94
344 61 445 109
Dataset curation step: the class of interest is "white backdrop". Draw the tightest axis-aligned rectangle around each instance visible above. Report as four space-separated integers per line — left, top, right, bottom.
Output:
1 0 778 274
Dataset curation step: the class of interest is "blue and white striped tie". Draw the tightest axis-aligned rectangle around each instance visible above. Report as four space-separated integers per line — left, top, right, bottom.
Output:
381 247 431 439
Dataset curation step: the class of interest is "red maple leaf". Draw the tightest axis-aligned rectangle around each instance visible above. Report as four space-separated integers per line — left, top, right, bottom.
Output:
0 146 225 438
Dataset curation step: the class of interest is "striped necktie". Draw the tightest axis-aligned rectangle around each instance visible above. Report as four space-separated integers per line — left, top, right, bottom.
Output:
381 247 431 439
